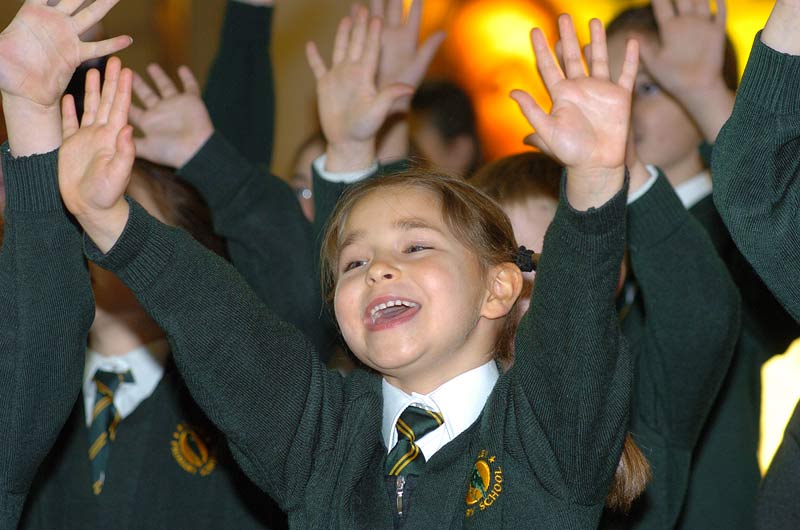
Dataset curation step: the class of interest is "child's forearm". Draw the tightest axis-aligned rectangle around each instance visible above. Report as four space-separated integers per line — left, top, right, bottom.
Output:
763 0 800 55
0 95 62 157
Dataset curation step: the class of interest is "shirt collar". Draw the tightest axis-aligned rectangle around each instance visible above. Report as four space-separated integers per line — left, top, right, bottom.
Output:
381 360 500 451
83 339 170 389
674 171 712 209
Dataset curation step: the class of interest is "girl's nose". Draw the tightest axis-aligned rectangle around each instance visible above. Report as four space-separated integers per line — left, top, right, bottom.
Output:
366 260 398 284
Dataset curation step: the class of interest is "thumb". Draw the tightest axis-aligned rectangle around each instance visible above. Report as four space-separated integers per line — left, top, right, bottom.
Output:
368 83 415 124
108 125 136 190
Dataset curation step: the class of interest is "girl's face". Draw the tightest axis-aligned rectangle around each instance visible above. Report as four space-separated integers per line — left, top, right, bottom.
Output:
333 185 499 394
607 32 704 184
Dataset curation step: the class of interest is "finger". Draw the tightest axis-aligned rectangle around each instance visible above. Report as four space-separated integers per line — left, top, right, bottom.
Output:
715 0 727 27
554 40 565 72
305 42 328 80
370 0 384 19
177 65 201 96
349 6 370 61
332 16 353 65
510 89 552 142
132 72 160 109
61 95 79 139
631 32 657 71
675 0 694 16
558 14 586 79
530 28 564 90
617 39 640 92
651 0 674 28
583 43 593 72
369 82 415 123
362 17 383 72
387 0 404 26
79 35 133 64
128 104 145 129
82 68 101 126
97 57 122 124
55 0 86 15
696 0 711 17
147 63 179 99
107 125 136 187
588 19 610 81
403 30 445 87
108 68 133 130
407 0 423 39
72 0 122 34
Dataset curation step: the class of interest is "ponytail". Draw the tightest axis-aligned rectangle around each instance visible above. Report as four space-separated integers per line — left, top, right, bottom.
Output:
605 433 651 512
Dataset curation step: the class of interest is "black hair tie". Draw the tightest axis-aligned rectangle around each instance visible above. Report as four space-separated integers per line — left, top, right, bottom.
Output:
514 246 537 272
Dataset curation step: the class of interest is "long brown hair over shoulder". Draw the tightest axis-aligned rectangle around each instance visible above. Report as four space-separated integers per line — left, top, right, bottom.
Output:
319 171 650 510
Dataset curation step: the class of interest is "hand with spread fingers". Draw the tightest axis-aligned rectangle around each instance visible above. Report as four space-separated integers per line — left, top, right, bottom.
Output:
58 57 136 254
511 15 639 211
129 64 215 169
306 6 414 172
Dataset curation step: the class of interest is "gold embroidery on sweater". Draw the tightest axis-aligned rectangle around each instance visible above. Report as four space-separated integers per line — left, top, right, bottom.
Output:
465 450 503 518
171 423 217 476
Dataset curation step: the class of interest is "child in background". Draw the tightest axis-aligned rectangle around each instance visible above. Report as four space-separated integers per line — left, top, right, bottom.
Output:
713 1 800 527
54 12 643 529
0 0 131 527
605 2 800 528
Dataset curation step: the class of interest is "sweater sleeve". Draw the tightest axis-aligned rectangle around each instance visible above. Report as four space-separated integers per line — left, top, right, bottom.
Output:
0 148 94 526
712 34 800 321
204 2 274 166
84 201 343 512
177 133 329 356
510 181 632 505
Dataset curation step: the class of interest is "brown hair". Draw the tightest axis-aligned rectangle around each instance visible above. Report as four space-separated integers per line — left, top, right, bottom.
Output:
607 433 652 512
471 151 562 206
131 159 226 258
320 170 522 364
606 5 739 91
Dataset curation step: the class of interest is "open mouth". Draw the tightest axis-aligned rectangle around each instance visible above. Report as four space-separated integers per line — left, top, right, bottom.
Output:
364 297 421 331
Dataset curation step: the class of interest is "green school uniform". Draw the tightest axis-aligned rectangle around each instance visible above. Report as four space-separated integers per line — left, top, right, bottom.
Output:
81 175 633 529
602 172 740 529
0 148 95 528
713 33 800 530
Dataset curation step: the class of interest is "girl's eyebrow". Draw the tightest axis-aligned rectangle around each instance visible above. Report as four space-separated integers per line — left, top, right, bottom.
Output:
394 217 443 234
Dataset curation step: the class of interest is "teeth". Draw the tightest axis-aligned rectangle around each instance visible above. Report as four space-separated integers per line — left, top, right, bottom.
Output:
369 300 419 323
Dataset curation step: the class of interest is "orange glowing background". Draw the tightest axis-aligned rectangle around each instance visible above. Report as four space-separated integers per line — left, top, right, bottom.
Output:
406 0 797 474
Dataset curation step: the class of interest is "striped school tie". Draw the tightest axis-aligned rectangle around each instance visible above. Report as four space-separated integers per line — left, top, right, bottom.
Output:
89 370 134 495
385 405 444 477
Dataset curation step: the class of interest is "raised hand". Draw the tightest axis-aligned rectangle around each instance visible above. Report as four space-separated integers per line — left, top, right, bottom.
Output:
306 6 414 171
129 64 214 169
371 0 445 112
59 57 136 253
0 0 131 108
511 16 639 210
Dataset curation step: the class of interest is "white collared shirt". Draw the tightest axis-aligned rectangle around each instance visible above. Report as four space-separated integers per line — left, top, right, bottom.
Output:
382 361 500 461
674 171 712 209
82 340 170 427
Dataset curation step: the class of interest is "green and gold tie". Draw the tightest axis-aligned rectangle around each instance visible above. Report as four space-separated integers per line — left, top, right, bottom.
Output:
89 370 134 495
385 405 444 477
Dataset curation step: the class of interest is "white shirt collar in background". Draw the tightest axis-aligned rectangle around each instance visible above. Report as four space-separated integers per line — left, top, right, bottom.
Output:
382 360 499 461
674 171 712 209
83 340 170 427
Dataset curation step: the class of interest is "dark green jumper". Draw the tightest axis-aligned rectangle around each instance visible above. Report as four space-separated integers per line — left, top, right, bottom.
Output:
713 33 800 530
81 173 633 528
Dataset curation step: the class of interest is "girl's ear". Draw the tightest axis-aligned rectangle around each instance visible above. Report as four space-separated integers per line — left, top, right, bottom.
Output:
481 262 524 320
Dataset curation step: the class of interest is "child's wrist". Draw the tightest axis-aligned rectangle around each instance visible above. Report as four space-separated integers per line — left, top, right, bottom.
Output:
2 93 62 156
78 200 131 255
565 165 626 211
325 141 376 173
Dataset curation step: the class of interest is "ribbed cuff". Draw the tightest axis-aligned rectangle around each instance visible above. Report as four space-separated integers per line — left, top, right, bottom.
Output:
85 198 176 293
178 132 253 209
223 2 273 44
2 144 62 213
556 170 629 237
627 170 688 251
738 33 800 114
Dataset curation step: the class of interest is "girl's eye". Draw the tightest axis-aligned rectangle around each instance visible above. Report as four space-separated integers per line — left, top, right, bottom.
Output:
343 260 367 273
405 245 431 253
636 82 659 97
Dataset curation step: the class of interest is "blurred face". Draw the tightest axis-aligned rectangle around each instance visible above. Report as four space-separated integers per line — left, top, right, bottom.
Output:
291 139 325 222
90 171 170 318
607 31 704 185
410 115 475 177
333 185 497 393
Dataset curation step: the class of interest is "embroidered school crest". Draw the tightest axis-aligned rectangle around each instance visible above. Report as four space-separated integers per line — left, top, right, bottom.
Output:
171 423 217 476
465 449 503 518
